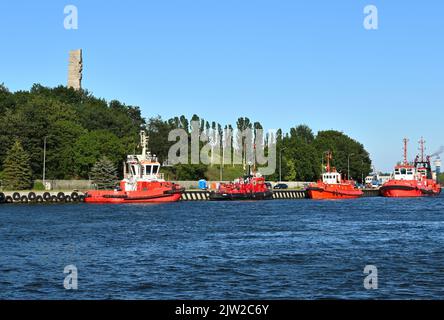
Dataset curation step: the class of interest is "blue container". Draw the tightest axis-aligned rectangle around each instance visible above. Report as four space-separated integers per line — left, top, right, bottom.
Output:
198 179 207 190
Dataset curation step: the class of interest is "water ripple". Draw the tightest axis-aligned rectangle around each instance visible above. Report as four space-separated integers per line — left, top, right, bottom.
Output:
0 196 444 299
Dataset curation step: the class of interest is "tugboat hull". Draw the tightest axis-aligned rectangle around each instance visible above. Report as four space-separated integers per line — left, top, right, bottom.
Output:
84 188 184 203
380 184 441 198
307 186 363 200
209 190 273 201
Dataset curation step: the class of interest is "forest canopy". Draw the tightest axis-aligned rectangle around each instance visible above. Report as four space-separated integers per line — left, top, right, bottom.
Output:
0 84 372 182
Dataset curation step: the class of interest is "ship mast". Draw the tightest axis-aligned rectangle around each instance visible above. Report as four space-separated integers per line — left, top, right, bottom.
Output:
140 131 148 157
418 137 426 162
403 138 409 165
326 151 332 172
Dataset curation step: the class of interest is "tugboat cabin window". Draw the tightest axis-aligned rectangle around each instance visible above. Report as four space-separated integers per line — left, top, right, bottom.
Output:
323 173 340 184
143 164 160 176
394 167 415 180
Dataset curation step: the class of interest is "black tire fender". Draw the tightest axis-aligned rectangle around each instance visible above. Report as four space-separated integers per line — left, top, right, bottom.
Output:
43 192 51 201
71 192 79 201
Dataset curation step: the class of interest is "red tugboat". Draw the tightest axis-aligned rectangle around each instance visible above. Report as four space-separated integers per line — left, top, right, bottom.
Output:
84 131 184 203
209 166 273 201
380 138 441 198
307 151 363 199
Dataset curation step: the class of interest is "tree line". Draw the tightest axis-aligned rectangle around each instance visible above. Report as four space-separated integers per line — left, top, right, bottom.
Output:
0 83 372 189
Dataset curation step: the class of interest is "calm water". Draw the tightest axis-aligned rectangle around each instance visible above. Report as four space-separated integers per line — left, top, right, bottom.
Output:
0 196 444 299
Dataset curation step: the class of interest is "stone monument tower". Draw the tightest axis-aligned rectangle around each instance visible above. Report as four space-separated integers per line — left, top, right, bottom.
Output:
67 49 82 90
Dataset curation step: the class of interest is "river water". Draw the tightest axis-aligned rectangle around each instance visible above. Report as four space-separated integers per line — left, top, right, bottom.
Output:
0 196 443 299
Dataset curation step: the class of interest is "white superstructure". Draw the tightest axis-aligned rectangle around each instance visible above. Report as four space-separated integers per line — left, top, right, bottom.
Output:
122 131 165 191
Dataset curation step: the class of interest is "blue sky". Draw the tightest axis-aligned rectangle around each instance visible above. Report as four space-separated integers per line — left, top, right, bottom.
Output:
1 0 443 171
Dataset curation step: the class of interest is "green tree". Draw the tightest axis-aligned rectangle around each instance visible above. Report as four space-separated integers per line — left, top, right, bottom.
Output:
290 124 314 144
146 116 178 163
0 83 14 117
284 158 297 181
313 130 372 182
73 130 125 178
0 84 144 179
269 125 371 182
90 156 118 189
46 120 87 179
179 115 189 132
168 164 208 180
2 140 33 190
285 125 321 181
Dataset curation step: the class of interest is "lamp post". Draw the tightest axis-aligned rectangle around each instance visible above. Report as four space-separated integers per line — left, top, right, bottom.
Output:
43 136 47 185
347 153 355 180
279 147 287 182
361 159 364 184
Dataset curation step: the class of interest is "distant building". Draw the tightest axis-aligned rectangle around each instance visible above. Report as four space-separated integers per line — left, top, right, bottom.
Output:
365 175 374 185
67 49 82 90
434 156 441 183
434 156 441 175
379 175 391 185
365 173 391 187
